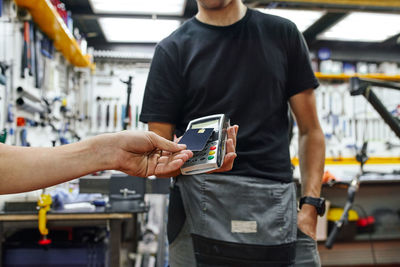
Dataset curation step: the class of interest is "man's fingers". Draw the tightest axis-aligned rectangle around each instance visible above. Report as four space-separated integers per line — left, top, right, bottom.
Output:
172 150 193 162
148 132 187 152
222 152 237 170
158 150 192 164
212 152 236 173
227 125 238 148
225 139 235 154
158 156 170 164
155 159 185 177
161 150 173 156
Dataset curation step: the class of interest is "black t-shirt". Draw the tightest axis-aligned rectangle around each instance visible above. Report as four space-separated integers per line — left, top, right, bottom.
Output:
140 8 319 182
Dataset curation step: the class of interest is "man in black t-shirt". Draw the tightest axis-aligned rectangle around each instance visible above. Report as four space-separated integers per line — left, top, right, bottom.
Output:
140 0 325 266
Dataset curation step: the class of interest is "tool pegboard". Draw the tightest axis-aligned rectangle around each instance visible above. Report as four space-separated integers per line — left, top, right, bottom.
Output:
0 0 92 147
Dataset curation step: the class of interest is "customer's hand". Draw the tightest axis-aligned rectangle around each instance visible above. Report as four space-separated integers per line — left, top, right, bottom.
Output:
211 125 239 173
96 131 193 177
297 204 318 240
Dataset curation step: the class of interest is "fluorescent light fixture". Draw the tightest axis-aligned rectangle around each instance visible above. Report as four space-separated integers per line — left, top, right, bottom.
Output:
90 0 186 16
318 12 400 42
256 8 324 32
99 18 180 43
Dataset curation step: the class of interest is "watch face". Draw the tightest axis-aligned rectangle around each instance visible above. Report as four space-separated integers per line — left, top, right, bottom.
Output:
318 198 326 216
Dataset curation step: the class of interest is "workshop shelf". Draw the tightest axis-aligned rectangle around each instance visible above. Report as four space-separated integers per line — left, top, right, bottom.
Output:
14 0 95 70
291 156 400 166
315 72 400 81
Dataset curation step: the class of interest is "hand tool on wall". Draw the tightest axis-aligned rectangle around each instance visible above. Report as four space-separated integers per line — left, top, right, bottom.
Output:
40 36 54 59
135 105 139 129
0 74 5 85
332 114 338 136
342 119 346 138
121 105 125 128
32 24 40 88
386 141 400 150
106 103 110 128
129 104 132 128
15 117 29 147
96 96 102 129
38 193 52 245
29 21 34 77
20 21 31 78
348 118 352 138
20 128 29 146
120 76 133 130
323 89 333 125
0 61 8 85
113 103 118 129
0 62 9 131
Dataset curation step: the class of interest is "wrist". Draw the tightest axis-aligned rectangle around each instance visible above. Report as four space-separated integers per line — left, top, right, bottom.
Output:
300 203 318 216
299 196 326 216
86 134 117 171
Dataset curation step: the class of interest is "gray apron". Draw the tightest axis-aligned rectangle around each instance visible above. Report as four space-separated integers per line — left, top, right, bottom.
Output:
171 173 297 266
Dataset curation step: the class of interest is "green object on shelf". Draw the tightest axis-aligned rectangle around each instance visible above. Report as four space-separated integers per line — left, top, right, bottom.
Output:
0 129 7 143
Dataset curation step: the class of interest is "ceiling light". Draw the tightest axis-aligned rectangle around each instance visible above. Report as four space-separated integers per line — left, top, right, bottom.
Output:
256 8 325 32
99 18 180 43
318 12 400 42
89 0 186 16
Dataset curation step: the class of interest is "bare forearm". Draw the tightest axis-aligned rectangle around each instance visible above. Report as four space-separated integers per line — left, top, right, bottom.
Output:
0 139 109 194
298 128 325 197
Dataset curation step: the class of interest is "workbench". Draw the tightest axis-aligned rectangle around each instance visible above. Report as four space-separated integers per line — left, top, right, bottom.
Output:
0 210 145 267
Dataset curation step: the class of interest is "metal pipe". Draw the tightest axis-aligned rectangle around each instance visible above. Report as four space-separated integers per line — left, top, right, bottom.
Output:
16 97 44 114
16 86 41 103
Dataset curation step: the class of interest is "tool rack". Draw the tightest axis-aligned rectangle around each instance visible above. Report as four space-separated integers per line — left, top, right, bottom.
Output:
14 0 95 70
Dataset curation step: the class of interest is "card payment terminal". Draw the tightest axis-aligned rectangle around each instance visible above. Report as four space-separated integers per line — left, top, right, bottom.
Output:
180 114 230 175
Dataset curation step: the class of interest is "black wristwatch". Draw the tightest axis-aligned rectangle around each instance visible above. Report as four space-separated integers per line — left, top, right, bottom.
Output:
299 196 326 216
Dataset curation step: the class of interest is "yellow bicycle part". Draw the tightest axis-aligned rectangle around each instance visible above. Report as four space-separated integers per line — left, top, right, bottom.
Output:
38 194 52 236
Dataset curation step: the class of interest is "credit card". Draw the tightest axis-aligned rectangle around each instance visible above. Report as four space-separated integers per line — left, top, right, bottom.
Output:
178 128 213 151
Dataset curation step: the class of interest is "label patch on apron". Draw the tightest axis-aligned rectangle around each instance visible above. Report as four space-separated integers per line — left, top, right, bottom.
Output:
231 220 257 233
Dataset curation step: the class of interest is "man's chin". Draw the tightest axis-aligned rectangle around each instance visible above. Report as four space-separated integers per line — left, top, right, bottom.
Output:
198 0 232 10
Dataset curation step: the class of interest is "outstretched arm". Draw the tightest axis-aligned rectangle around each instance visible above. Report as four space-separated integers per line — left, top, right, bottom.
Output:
0 131 192 194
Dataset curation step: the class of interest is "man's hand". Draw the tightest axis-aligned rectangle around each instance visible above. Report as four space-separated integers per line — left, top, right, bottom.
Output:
211 125 239 173
96 131 193 177
147 123 239 177
297 204 318 240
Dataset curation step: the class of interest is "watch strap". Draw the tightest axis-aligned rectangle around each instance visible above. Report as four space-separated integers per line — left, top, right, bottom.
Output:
300 196 325 216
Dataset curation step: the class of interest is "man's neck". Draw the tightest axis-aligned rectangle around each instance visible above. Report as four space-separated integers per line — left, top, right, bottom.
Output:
195 0 247 26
